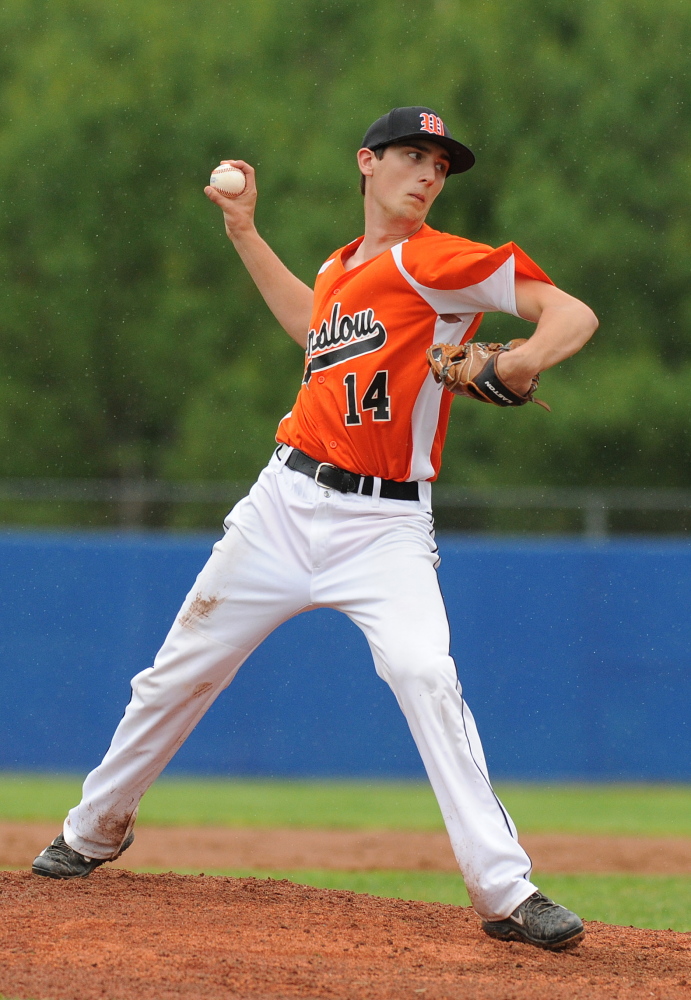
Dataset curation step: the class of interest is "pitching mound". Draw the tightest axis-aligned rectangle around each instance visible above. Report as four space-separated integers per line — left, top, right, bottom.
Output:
1 871 689 1000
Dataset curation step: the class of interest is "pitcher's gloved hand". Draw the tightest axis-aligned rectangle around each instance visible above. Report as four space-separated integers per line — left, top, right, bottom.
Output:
426 339 551 410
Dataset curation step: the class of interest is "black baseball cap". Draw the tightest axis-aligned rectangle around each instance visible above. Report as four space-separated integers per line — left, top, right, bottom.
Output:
361 107 475 175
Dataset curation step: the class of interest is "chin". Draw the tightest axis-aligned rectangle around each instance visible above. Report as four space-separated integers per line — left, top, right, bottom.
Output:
393 203 425 222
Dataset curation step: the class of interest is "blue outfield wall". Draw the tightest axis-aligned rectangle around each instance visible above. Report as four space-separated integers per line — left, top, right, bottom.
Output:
0 530 689 781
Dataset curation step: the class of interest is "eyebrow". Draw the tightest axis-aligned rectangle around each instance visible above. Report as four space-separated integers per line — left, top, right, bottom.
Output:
403 141 451 164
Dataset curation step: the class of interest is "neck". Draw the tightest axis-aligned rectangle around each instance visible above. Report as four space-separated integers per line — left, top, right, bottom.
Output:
345 203 427 270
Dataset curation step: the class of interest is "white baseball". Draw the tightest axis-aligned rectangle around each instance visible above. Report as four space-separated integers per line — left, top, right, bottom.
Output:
209 164 246 198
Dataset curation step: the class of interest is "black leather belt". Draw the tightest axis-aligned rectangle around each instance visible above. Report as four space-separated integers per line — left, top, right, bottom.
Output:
284 447 419 501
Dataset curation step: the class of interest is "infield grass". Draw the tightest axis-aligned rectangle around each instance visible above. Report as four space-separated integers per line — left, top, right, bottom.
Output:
1 773 690 835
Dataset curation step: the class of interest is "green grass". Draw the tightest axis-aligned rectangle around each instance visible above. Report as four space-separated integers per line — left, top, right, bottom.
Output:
2 773 691 835
497 784 691 837
124 868 691 932
537 874 691 931
0 774 443 828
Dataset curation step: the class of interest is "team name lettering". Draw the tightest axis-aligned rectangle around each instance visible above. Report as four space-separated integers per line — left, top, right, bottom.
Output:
303 303 387 383
419 112 445 136
307 303 383 356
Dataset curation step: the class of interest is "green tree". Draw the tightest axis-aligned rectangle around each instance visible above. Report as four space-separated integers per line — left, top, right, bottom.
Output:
0 0 689 528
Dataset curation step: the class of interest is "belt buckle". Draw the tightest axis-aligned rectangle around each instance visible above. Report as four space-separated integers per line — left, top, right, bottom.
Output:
314 462 337 490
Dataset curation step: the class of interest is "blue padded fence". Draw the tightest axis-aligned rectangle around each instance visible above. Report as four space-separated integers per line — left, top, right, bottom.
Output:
0 531 689 780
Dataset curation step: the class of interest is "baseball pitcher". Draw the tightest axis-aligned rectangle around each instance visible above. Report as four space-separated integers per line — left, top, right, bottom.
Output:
33 107 597 951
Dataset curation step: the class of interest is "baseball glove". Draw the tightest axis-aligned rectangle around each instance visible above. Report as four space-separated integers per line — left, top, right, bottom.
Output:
426 339 550 411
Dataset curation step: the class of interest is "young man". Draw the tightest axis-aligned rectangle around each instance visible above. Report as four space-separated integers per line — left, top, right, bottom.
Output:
33 107 597 951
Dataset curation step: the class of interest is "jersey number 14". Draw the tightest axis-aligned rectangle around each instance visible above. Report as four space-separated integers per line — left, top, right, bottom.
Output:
343 371 391 425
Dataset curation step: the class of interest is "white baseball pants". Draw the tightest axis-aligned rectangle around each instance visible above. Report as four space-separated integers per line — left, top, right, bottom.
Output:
64 447 537 920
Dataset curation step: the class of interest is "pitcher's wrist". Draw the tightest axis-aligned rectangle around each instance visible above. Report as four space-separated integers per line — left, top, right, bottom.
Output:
496 349 537 395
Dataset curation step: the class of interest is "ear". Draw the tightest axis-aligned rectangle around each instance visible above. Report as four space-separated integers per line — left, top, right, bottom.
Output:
357 147 376 179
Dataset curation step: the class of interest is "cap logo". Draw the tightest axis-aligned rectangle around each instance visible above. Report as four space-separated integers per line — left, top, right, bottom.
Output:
419 112 445 136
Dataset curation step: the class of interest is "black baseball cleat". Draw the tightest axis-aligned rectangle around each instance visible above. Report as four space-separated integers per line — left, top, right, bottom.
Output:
481 891 585 951
32 832 135 880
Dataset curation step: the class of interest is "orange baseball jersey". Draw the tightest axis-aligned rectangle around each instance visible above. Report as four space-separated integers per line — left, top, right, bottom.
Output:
277 223 552 482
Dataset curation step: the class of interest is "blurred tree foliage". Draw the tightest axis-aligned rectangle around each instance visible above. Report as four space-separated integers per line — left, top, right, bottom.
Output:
0 0 689 526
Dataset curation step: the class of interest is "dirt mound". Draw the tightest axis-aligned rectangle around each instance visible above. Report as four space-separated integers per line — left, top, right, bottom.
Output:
4 822 691 874
1 871 689 1000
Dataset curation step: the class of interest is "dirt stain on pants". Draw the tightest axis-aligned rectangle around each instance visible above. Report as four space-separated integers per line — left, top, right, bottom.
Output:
178 593 222 629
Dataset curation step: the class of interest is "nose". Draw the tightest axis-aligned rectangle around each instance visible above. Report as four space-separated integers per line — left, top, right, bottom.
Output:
419 164 436 185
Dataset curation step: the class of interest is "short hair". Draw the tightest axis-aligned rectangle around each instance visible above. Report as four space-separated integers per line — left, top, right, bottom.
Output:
359 145 387 196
